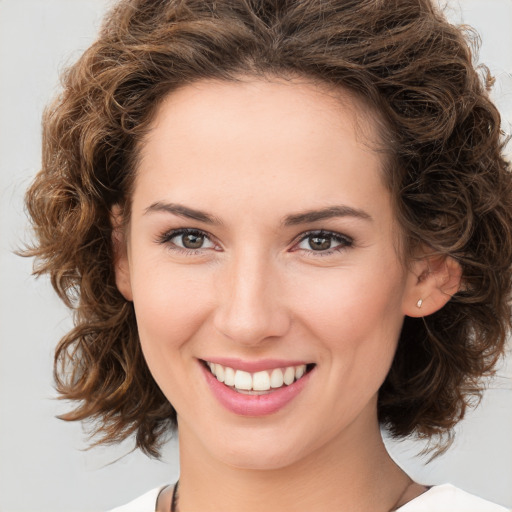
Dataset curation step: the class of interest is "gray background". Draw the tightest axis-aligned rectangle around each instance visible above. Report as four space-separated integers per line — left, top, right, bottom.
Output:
0 1 511 511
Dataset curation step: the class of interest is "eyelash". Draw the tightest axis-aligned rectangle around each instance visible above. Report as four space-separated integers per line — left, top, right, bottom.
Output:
292 230 354 256
156 228 354 256
156 228 219 255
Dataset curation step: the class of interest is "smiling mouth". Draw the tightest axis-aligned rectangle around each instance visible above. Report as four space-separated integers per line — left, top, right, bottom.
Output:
202 361 315 395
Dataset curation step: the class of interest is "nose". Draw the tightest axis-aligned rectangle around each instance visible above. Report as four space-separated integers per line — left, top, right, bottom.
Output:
213 249 291 346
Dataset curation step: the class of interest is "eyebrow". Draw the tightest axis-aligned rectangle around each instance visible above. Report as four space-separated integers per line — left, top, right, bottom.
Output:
283 205 373 226
145 201 372 227
144 202 223 225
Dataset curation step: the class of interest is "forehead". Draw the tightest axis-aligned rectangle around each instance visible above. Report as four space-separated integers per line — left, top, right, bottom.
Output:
133 78 392 226
144 77 384 148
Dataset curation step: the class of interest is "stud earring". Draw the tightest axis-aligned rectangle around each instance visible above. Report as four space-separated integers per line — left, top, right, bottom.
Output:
416 299 423 308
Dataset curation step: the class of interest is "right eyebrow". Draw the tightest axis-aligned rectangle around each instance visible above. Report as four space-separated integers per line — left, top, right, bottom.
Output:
143 201 224 226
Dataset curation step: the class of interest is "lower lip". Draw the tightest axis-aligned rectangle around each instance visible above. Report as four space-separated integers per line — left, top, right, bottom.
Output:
201 363 313 417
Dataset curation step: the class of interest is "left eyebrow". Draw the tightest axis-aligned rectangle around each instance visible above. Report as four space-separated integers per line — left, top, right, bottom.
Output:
282 205 373 226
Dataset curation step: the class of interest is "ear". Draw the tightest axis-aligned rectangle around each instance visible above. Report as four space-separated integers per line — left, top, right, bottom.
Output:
402 251 462 318
111 205 133 302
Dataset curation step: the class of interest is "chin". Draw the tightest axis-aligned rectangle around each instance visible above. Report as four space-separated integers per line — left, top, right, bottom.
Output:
205 429 316 472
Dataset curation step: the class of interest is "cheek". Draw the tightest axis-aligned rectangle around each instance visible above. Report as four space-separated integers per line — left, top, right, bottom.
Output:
130 260 214 357
129 261 219 413
288 262 407 413
290 260 406 359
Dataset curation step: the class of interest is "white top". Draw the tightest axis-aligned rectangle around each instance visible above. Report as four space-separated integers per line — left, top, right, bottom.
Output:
108 483 510 511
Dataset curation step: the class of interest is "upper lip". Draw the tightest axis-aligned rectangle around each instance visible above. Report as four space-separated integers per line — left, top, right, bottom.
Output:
201 357 312 373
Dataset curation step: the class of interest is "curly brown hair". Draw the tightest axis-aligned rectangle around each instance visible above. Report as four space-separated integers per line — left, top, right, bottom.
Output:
24 0 512 457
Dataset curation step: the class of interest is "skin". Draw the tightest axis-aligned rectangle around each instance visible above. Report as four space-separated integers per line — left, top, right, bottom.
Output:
114 78 460 511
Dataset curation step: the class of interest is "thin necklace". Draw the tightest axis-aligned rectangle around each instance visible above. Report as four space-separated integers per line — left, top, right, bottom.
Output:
170 480 179 512
169 478 419 511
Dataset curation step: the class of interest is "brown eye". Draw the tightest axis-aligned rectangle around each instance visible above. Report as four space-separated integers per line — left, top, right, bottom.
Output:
181 232 205 249
160 229 216 251
295 231 353 254
308 235 332 251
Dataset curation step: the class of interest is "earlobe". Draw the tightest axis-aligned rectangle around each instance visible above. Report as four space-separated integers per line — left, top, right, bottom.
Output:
111 206 133 302
403 253 462 318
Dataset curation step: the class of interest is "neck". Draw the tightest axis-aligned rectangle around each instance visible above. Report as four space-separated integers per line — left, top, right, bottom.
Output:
172 411 413 512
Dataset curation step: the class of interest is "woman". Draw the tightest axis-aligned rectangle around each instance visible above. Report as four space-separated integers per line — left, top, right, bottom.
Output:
24 0 512 510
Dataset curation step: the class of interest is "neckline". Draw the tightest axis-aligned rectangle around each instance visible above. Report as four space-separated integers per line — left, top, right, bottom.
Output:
160 482 435 512
395 485 438 510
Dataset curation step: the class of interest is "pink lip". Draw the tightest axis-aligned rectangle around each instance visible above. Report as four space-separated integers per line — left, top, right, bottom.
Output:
203 357 310 373
200 361 313 417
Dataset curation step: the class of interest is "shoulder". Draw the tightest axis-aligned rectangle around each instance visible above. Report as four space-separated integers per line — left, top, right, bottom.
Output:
107 486 167 512
106 483 510 512
397 484 510 512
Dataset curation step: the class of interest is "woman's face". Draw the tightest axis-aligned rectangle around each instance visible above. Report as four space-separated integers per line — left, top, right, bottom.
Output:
116 78 417 470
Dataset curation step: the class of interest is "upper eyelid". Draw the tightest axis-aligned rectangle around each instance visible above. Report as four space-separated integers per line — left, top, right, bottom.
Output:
293 229 353 244
160 227 216 241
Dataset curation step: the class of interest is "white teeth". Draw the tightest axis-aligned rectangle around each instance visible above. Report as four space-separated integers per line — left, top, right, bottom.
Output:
234 370 253 390
214 364 225 383
206 361 310 392
252 371 271 391
224 366 235 386
283 366 295 385
270 368 284 388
